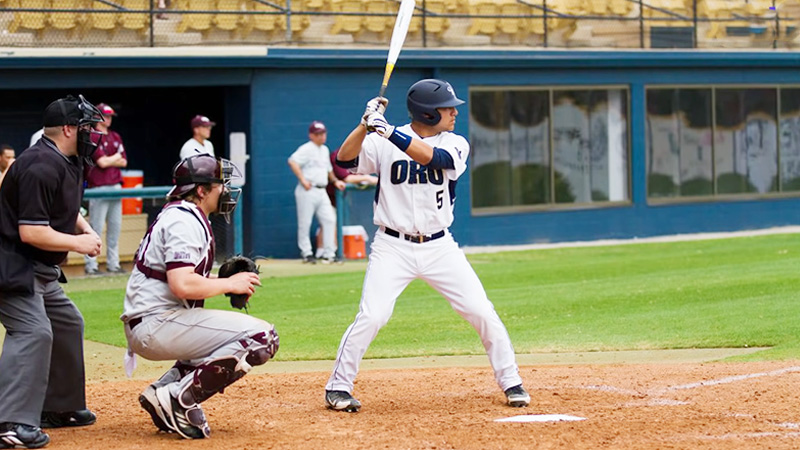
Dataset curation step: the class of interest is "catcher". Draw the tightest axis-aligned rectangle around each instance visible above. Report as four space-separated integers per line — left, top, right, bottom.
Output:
121 154 279 440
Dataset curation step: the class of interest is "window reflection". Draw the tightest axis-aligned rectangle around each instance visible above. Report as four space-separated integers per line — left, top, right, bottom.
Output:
646 88 713 198
714 88 778 194
780 89 800 191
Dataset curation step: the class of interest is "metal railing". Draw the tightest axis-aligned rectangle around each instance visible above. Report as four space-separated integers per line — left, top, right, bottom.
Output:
0 0 796 49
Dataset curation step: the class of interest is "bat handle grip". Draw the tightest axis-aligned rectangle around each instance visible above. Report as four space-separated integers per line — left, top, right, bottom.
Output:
378 84 387 98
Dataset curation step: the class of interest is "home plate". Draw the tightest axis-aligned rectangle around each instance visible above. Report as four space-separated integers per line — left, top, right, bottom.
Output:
495 414 587 423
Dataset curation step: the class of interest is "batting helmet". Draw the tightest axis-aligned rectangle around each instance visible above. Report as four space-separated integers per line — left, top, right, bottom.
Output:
406 79 465 126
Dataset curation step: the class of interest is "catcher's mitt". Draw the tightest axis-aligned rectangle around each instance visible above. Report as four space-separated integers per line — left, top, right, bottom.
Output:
218 255 260 310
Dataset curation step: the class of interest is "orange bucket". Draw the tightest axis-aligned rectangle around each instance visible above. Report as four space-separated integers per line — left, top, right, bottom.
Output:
121 170 143 215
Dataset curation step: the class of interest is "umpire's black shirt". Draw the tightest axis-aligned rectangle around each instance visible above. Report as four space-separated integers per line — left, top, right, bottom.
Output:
0 136 83 266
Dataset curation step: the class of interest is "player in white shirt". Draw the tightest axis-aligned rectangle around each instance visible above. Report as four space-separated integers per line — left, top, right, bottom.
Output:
179 115 216 161
123 154 279 440
287 121 345 263
324 79 530 412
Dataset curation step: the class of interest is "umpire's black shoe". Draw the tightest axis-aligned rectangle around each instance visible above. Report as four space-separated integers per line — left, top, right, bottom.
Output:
40 410 96 428
0 422 50 449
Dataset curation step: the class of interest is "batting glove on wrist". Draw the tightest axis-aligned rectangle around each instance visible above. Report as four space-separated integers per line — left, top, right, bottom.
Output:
366 112 395 138
361 97 389 127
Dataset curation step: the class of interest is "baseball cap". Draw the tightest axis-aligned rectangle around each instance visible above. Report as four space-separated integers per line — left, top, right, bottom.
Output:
43 96 84 127
308 121 326 134
191 115 216 128
97 103 117 116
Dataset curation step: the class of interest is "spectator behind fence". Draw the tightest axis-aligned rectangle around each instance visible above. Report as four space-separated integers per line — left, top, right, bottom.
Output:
0 144 15 188
179 115 216 161
84 103 128 276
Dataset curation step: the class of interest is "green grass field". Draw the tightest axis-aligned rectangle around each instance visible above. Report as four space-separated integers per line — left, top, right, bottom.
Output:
67 233 800 362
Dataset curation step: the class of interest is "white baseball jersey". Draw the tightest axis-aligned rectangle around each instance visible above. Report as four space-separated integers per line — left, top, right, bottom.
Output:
122 200 214 321
355 124 469 235
180 138 215 161
289 141 332 188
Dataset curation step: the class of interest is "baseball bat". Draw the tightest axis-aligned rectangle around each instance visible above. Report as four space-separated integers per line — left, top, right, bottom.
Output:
378 0 416 98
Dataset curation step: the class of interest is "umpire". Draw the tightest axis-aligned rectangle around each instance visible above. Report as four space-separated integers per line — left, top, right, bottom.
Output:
0 95 104 449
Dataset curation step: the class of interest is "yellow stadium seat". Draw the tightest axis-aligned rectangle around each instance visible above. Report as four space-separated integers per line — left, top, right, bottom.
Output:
177 0 213 35
609 0 633 16
408 0 451 38
214 0 244 35
644 0 690 26
697 0 746 38
240 0 280 37
279 0 311 35
587 0 607 15
118 0 150 36
303 0 326 10
85 0 119 37
363 0 394 37
49 0 86 36
498 1 532 39
7 0 48 38
467 0 499 36
330 0 363 36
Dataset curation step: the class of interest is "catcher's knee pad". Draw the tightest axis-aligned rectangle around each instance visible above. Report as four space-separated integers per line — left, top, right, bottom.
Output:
237 328 280 372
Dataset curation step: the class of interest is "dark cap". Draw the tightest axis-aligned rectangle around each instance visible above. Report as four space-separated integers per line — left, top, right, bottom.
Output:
43 96 85 127
191 115 216 128
308 120 326 134
97 103 117 116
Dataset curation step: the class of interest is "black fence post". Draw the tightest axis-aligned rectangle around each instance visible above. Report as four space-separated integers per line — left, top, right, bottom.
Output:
543 0 548 47
774 0 779 49
639 0 644 48
149 0 154 47
693 0 698 48
422 0 427 48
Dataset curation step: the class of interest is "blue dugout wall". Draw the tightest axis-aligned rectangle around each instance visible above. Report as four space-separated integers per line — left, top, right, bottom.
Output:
2 50 800 257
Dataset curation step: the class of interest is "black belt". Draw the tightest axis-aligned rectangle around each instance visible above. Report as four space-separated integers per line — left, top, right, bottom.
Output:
383 227 445 244
128 317 142 329
314 185 327 189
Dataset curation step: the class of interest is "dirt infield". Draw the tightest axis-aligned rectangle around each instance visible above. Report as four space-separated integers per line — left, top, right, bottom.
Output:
45 350 800 450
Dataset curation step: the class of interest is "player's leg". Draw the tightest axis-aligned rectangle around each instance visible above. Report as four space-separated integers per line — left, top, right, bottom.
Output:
83 198 109 274
294 185 315 261
314 190 338 261
40 275 95 426
325 232 415 409
421 236 527 405
0 288 52 432
129 309 278 439
105 198 123 272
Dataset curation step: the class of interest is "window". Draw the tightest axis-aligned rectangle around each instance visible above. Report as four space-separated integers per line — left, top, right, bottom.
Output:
647 86 787 200
469 87 630 212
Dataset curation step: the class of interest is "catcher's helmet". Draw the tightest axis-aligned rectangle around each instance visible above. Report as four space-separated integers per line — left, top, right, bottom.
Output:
406 79 465 126
168 155 242 222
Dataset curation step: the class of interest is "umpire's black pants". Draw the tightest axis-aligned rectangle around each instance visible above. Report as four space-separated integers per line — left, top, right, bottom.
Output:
0 262 87 427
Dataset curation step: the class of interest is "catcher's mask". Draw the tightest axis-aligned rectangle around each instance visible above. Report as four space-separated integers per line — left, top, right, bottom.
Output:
168 154 242 223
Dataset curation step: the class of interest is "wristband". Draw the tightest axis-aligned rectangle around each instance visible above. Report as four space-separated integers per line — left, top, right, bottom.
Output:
388 128 412 152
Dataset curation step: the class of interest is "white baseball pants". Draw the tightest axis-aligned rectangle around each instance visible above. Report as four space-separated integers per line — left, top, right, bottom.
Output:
294 185 336 259
326 229 523 394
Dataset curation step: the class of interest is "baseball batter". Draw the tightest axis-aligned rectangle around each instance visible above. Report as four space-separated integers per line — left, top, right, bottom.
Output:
324 79 530 412
122 154 279 439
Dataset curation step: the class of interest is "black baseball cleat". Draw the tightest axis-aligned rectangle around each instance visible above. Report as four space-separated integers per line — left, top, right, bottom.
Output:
302 255 317 264
40 410 96 428
0 422 50 449
325 390 361 412
155 386 210 440
139 385 173 433
504 385 531 408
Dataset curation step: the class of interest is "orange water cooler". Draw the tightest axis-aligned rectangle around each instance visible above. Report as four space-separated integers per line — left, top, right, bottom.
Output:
121 170 143 215
342 226 368 259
